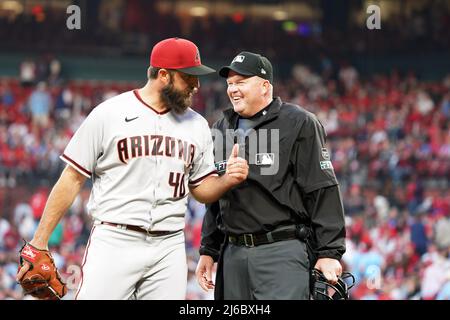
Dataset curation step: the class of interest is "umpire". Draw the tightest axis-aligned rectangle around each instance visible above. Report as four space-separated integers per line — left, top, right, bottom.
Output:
196 51 346 300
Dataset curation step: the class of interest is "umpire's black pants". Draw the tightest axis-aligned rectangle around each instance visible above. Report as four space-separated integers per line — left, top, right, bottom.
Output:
223 237 310 300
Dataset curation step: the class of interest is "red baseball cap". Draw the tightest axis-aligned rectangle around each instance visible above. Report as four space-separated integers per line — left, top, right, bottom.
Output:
150 37 215 76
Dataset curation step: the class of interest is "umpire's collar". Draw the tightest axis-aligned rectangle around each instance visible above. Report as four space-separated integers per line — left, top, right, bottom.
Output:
222 97 282 130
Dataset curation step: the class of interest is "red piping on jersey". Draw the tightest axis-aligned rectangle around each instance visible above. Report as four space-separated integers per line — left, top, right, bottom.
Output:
189 170 218 185
61 154 92 177
133 89 170 115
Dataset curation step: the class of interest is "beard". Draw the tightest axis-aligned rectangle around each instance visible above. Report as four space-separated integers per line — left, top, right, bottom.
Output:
160 81 194 114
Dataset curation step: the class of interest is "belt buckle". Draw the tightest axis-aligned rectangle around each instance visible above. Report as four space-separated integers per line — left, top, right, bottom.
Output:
243 234 255 247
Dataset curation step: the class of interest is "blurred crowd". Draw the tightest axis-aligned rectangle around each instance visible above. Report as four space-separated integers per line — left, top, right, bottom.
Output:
0 56 449 300
1 1 449 62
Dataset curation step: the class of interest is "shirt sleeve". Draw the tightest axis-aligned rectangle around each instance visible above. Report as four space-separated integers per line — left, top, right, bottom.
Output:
188 119 218 186
60 107 103 178
199 201 225 262
303 185 346 261
294 113 338 193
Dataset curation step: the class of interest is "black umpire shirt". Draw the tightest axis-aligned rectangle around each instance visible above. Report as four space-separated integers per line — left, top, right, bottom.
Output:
200 97 346 261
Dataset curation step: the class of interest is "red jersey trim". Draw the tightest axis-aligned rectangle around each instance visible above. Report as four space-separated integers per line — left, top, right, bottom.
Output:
61 154 92 178
133 89 170 115
189 170 218 186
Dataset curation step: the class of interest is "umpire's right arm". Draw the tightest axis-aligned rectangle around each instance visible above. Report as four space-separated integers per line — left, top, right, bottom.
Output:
196 201 224 291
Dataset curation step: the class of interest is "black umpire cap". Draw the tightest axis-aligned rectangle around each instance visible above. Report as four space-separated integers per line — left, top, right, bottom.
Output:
219 51 273 83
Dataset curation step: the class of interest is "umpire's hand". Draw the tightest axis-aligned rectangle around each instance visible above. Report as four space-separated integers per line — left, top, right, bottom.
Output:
196 255 215 292
314 258 343 285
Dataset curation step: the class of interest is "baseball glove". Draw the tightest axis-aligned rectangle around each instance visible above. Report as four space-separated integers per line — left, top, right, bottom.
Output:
18 242 67 300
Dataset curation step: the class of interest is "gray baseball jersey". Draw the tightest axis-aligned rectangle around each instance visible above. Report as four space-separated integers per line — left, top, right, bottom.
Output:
60 90 217 231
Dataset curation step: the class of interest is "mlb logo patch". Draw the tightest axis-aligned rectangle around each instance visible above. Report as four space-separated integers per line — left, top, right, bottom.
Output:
255 153 274 166
232 55 245 63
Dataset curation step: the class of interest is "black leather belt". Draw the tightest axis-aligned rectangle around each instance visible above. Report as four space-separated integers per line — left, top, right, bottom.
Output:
228 227 300 248
100 222 182 237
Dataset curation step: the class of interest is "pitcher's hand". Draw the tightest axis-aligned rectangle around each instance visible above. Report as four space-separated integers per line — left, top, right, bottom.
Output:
224 144 248 186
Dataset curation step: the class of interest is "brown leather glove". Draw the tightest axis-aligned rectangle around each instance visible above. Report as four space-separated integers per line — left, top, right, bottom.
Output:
18 242 67 300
